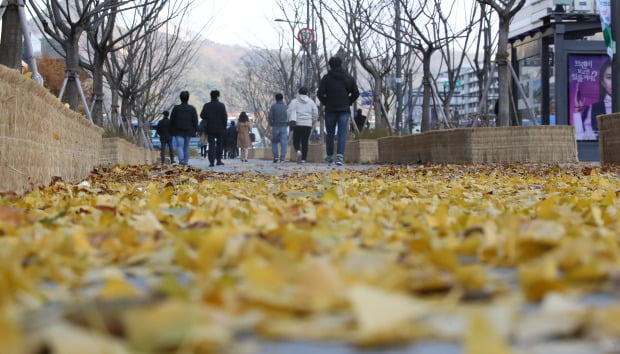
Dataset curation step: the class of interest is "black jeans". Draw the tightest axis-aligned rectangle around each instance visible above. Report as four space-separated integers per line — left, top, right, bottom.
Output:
160 139 174 163
207 133 224 164
293 126 312 160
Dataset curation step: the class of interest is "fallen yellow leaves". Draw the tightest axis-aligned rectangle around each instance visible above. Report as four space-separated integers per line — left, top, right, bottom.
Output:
2 163 620 352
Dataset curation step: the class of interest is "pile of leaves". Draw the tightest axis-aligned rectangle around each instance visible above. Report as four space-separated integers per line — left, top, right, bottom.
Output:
2 164 620 353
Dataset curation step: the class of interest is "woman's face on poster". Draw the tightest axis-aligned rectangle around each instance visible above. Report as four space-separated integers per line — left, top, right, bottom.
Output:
602 65 612 96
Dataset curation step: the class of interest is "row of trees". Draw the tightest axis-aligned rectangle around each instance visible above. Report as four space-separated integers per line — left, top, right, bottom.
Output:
1 0 202 147
238 0 526 135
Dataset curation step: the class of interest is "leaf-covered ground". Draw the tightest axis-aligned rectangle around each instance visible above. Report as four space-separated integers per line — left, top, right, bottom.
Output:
2 164 620 353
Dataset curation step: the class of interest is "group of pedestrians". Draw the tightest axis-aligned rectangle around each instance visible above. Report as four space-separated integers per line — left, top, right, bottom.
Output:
269 56 359 165
156 55 359 167
156 90 252 167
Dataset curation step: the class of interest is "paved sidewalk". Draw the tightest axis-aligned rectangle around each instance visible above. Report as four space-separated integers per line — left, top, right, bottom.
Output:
187 156 381 174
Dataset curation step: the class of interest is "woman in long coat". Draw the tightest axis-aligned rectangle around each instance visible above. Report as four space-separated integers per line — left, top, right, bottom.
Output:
236 112 252 162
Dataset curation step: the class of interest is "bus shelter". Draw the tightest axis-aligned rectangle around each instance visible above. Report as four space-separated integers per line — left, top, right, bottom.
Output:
509 11 607 161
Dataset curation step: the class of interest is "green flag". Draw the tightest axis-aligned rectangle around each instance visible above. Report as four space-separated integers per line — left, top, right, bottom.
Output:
596 0 615 58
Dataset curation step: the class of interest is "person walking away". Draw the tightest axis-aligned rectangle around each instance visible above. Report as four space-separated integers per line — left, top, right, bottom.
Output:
200 90 228 167
198 115 208 159
170 91 198 165
317 56 360 166
156 110 174 164
268 93 289 163
226 121 238 159
236 112 252 162
287 87 318 164
354 108 367 133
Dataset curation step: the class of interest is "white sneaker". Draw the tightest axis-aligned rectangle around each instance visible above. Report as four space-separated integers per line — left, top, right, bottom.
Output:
296 150 302 163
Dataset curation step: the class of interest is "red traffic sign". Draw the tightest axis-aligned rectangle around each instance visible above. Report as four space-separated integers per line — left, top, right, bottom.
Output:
297 28 315 45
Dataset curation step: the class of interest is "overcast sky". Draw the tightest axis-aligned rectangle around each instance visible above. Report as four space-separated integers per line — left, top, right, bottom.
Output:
191 0 482 48
191 0 284 47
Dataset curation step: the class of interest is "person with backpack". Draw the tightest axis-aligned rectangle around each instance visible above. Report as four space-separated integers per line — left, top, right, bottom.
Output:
268 93 289 163
200 90 228 167
287 87 318 164
317 56 360 166
170 91 198 166
156 110 174 164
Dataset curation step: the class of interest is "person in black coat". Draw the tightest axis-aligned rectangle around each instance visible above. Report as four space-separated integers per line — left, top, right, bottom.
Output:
225 121 238 159
353 109 367 133
156 110 174 164
170 90 198 165
200 90 228 167
198 116 208 159
317 56 359 166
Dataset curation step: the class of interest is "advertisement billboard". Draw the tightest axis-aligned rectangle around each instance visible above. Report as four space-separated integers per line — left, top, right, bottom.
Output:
568 55 613 140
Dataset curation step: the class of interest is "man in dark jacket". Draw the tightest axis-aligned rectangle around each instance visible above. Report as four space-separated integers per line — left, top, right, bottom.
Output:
354 109 367 132
317 56 360 166
225 121 238 159
268 93 288 163
200 90 228 167
170 90 198 165
156 110 174 164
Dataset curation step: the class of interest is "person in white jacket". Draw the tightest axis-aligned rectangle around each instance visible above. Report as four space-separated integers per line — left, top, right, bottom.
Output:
287 87 319 163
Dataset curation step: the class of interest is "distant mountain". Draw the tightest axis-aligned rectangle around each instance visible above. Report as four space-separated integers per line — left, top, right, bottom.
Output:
177 39 250 111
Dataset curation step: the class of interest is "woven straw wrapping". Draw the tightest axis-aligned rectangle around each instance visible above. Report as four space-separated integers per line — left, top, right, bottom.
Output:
598 113 620 165
0 65 103 194
470 126 577 163
387 126 576 164
345 139 378 163
287 144 326 162
99 138 155 167
377 137 403 164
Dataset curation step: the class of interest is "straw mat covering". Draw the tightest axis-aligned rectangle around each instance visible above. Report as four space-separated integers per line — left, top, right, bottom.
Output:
470 126 577 163
0 65 103 194
249 147 271 160
598 113 620 165
377 137 402 164
378 126 577 164
345 139 378 163
99 138 155 167
287 144 326 162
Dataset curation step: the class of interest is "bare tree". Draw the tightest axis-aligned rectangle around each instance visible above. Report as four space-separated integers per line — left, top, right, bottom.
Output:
322 0 397 130
476 0 526 126
433 1 479 126
396 0 472 132
83 0 172 127
233 53 277 141
105 2 199 147
29 0 133 110
470 2 497 124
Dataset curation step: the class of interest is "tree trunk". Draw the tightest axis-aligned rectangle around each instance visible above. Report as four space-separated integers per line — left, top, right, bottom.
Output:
110 84 121 131
64 38 82 111
373 75 385 128
91 52 106 127
496 17 510 127
421 51 433 132
121 95 132 134
0 3 23 70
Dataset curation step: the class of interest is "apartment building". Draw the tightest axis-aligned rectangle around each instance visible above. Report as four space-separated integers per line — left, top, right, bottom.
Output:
437 67 499 118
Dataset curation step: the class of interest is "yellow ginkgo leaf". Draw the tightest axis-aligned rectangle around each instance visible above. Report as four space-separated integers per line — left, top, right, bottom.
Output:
348 285 427 335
